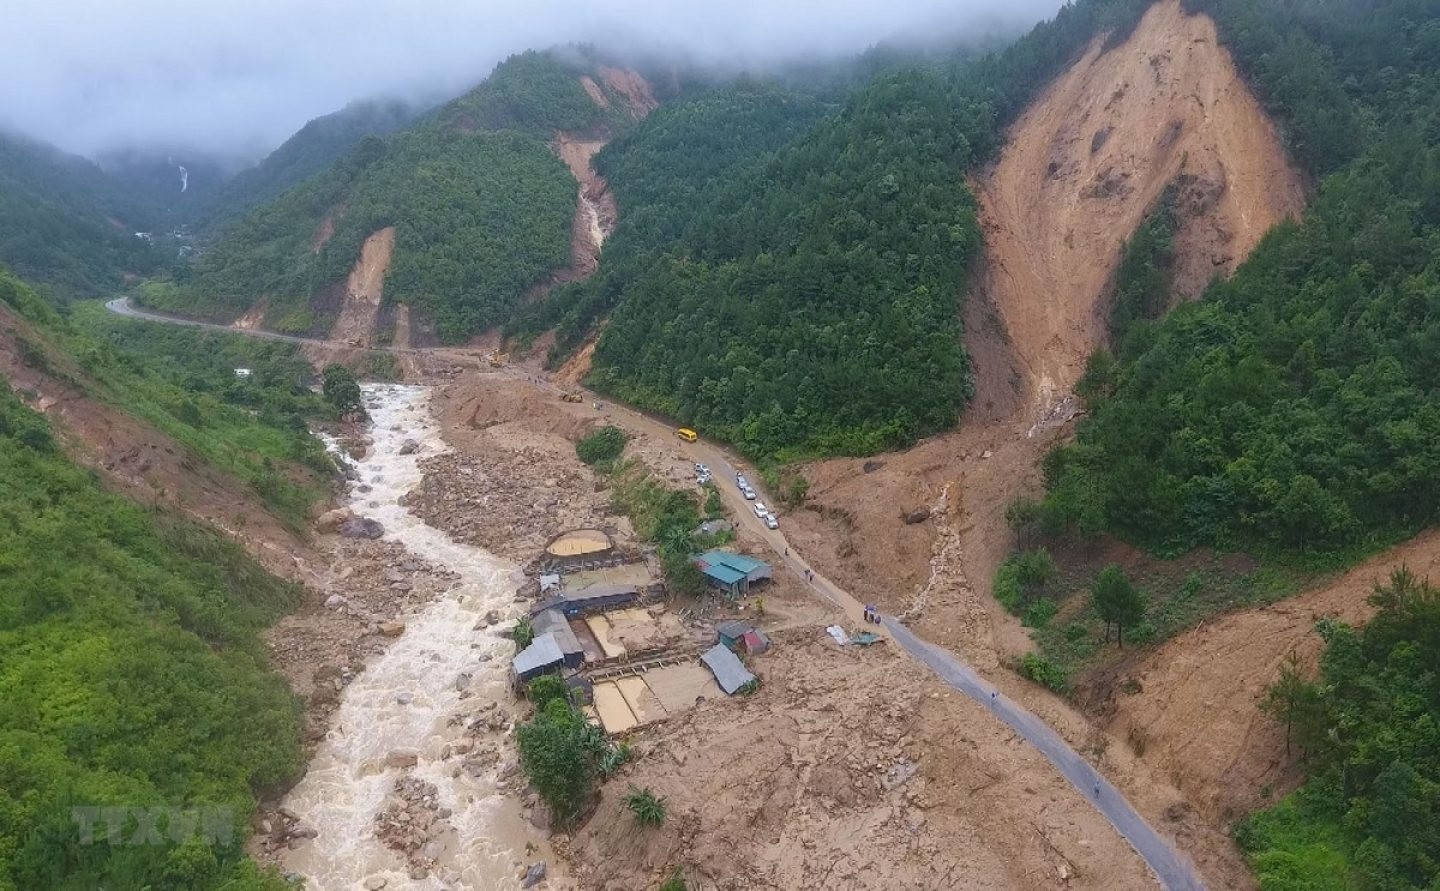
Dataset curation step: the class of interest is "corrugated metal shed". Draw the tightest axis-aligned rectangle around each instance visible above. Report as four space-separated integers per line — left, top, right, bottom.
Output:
530 585 639 617
701 643 756 695
701 563 747 586
513 633 565 682
532 609 585 664
715 620 753 646
741 629 771 655
697 550 772 582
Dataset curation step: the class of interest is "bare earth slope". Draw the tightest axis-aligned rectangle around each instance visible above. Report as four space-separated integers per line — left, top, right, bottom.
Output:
779 5 1304 880
791 0 1304 660
327 226 395 347
979 0 1304 419
1088 531 1440 825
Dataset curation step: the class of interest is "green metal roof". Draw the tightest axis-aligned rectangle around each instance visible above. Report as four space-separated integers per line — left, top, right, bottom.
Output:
700 563 747 585
698 550 769 574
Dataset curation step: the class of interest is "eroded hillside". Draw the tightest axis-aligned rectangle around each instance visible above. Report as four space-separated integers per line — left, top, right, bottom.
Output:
794 0 1303 641
977 0 1303 417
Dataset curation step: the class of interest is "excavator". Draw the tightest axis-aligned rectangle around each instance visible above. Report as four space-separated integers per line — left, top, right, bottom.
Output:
487 351 509 368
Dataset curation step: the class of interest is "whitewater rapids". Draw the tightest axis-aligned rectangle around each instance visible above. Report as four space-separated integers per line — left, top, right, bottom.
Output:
279 384 543 890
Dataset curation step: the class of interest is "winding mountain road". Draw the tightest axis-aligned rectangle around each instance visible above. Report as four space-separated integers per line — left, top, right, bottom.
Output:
105 296 1206 890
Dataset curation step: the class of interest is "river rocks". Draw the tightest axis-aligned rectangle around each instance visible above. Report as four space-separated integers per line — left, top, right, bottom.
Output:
404 450 621 562
339 517 386 539
316 508 354 533
375 775 450 876
363 877 388 890
324 593 348 610
385 750 419 769
522 861 547 888
399 439 421 455
378 621 406 637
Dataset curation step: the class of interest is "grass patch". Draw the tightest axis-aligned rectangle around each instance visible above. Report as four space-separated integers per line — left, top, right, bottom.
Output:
1016 544 1306 682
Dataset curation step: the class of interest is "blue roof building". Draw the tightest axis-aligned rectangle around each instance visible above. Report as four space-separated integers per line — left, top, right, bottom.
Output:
695 551 771 599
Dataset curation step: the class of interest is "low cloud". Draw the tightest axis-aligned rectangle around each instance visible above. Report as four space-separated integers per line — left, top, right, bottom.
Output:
5 0 1063 161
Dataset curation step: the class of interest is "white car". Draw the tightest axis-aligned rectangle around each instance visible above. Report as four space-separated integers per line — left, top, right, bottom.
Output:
735 475 748 489
743 488 756 500
764 513 779 530
753 502 769 518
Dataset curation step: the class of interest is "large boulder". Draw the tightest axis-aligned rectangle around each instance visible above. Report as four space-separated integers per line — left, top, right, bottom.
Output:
339 517 385 539
315 508 354 534
384 750 419 769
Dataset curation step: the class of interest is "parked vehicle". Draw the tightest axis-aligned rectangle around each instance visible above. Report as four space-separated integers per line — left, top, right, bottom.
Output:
764 513 779 530
676 428 698 443
735 475 749 489
753 502 769 518
743 488 756 500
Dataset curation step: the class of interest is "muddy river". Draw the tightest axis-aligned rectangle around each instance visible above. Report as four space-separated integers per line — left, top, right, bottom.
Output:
280 384 550 890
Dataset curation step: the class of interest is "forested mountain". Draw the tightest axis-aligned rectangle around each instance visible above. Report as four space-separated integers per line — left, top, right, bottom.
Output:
0 132 162 298
154 50 647 342
206 99 419 228
0 266 338 889
1042 0 1440 563
1024 1 1440 884
519 0 1156 459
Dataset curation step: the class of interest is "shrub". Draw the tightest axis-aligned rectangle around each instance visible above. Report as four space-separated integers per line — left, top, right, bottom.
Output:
599 742 632 779
1022 599 1058 629
527 674 567 708
576 426 627 466
994 549 1058 613
659 870 688 891
321 364 364 417
624 786 668 827
1018 652 1070 694
513 618 535 651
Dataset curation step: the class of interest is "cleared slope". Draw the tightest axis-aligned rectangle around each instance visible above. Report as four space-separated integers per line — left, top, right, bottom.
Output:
977 0 1303 417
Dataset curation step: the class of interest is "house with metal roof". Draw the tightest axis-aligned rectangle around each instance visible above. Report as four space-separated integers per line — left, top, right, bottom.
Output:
530 584 639 617
701 643 757 695
695 551 771 599
532 609 585 665
513 633 567 683
715 620 753 649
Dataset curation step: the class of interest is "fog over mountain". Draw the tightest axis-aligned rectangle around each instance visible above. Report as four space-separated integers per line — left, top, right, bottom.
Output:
6 0 1063 161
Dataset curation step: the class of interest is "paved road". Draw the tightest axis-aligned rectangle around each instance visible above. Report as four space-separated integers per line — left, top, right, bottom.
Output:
106 297 325 347
107 296 1205 889
884 618 1205 890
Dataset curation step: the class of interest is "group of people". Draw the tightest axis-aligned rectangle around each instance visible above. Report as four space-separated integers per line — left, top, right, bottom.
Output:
862 604 882 624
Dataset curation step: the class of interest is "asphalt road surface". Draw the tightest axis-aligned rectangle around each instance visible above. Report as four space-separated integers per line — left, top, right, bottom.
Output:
108 296 1206 890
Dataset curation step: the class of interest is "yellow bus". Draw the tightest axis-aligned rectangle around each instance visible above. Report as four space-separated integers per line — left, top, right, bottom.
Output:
675 427 698 443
